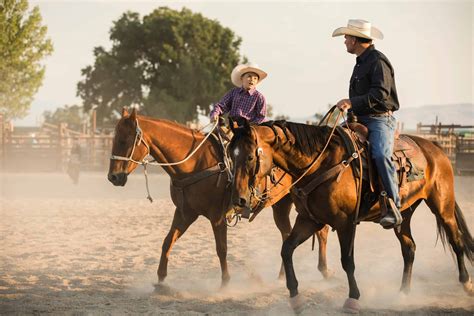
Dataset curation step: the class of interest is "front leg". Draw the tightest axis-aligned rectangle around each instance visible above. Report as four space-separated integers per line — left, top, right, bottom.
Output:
337 224 361 313
281 214 325 298
271 194 293 279
211 220 230 287
316 225 332 279
157 209 198 283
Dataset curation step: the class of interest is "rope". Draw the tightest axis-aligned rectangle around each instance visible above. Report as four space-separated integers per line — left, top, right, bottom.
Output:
110 118 219 203
145 120 219 166
143 162 153 203
253 107 343 200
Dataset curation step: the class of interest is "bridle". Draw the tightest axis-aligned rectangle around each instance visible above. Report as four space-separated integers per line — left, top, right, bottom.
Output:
235 108 345 202
110 118 218 167
110 119 151 165
109 117 219 202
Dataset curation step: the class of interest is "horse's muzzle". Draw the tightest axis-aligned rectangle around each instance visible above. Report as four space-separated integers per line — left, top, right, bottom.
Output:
108 172 128 186
232 196 249 209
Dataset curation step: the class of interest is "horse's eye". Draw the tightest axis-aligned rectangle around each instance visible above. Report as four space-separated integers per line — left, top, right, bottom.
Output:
247 155 254 161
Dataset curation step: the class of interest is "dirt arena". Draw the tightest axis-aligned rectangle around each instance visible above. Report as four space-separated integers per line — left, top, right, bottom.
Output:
1 172 473 315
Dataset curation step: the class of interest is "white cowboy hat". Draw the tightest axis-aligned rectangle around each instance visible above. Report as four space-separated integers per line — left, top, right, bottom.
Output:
332 19 384 40
231 63 268 87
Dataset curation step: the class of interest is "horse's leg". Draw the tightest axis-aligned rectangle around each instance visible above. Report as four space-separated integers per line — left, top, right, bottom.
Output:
271 194 293 279
337 224 361 313
157 209 198 283
281 214 324 299
425 194 473 295
393 200 421 294
211 220 230 287
316 225 331 279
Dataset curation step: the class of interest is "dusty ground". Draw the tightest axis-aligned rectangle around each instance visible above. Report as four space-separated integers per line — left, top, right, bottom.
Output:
0 172 473 315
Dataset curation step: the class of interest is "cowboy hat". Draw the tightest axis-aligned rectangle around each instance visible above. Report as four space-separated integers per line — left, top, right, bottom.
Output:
231 63 267 87
332 19 383 40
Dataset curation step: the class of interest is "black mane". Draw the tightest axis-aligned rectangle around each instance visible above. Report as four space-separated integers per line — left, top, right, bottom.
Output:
261 120 331 156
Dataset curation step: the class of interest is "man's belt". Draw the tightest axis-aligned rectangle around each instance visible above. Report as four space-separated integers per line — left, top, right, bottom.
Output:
368 110 393 117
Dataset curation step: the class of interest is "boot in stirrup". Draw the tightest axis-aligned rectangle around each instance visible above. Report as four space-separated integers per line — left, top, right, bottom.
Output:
379 192 403 229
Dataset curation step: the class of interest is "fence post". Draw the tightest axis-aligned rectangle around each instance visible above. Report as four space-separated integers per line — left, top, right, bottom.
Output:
0 114 4 171
58 123 66 171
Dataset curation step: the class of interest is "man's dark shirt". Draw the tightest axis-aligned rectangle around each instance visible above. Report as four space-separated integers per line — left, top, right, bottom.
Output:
349 45 400 116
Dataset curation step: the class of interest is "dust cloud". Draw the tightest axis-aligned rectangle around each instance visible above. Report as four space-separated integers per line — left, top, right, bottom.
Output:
1 172 473 314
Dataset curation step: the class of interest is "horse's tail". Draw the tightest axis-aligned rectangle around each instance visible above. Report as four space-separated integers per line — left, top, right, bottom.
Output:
435 201 474 263
454 202 474 263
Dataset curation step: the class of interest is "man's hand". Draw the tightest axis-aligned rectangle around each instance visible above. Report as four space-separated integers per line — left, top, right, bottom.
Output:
211 114 218 123
336 99 352 112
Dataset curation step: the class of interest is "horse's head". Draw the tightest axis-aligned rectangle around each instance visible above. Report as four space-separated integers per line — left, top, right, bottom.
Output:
108 108 150 186
228 119 274 212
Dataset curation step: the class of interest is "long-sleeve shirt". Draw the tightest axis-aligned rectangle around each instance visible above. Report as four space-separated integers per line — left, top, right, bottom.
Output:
210 87 267 124
349 45 400 116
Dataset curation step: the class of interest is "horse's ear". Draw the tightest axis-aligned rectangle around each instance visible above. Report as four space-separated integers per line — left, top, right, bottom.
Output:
121 107 129 117
129 107 137 121
242 118 250 130
229 117 236 132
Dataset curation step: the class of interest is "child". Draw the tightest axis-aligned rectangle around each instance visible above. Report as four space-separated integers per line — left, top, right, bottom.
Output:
210 63 267 124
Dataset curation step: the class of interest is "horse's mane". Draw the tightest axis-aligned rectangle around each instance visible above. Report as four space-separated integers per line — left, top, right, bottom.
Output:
138 115 204 136
262 120 332 156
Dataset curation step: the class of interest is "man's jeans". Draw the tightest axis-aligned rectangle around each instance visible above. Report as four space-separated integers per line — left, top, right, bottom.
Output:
357 114 400 208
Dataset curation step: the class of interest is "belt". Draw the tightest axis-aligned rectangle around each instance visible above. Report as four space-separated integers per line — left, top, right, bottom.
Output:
368 111 392 117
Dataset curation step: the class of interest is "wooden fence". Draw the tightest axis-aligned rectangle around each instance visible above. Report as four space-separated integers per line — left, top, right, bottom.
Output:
0 117 114 172
1 116 473 173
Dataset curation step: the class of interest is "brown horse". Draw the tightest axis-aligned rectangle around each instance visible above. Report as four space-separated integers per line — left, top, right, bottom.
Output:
107 108 332 287
228 119 473 311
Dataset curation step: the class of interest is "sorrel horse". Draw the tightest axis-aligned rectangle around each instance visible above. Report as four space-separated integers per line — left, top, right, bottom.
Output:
107 108 332 286
228 119 473 311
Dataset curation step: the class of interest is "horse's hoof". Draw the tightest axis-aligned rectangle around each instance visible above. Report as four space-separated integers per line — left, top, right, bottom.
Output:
220 277 230 289
463 278 473 296
289 294 306 313
342 297 360 314
153 283 174 295
322 269 335 279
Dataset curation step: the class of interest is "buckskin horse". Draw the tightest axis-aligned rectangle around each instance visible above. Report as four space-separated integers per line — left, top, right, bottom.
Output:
228 118 473 312
107 108 332 287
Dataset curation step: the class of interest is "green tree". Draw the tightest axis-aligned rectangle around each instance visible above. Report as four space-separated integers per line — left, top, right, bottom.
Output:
0 0 53 120
77 7 243 126
43 105 85 131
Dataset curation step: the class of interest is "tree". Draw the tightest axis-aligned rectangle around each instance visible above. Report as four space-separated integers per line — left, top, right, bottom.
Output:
0 0 53 120
77 7 244 126
43 105 86 131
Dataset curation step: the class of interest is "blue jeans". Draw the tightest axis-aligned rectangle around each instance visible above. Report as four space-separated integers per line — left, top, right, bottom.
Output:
357 114 400 208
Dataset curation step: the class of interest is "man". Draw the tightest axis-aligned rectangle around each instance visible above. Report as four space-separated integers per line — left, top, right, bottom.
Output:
333 19 402 228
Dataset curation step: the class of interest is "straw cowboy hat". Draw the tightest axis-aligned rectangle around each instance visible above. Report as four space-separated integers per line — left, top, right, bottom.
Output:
332 19 384 40
231 63 267 87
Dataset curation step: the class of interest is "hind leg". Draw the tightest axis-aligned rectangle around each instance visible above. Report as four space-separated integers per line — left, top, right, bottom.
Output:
157 209 198 283
425 194 472 295
211 220 230 287
394 200 421 294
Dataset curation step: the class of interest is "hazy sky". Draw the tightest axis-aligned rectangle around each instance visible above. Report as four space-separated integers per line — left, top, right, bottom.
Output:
18 0 473 125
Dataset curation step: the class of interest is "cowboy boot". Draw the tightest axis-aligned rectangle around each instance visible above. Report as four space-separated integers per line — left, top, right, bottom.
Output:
379 192 403 229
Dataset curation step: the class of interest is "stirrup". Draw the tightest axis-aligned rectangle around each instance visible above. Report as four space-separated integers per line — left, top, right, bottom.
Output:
379 192 403 229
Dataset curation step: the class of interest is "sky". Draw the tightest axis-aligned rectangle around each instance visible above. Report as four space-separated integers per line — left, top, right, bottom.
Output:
17 0 473 126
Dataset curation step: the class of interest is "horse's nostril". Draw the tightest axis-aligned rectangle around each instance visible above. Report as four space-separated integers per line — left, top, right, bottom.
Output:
238 197 247 207
108 174 118 183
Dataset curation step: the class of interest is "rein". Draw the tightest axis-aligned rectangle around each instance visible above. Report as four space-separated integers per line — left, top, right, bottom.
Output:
250 107 344 202
110 119 219 202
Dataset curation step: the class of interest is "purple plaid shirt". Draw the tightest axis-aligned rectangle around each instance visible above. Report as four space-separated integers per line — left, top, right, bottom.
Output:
210 87 267 124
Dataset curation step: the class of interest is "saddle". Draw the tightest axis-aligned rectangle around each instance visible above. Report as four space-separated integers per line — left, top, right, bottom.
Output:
343 122 426 190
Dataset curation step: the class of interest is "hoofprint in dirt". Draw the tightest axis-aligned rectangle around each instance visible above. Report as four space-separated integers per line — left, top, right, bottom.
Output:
0 173 473 314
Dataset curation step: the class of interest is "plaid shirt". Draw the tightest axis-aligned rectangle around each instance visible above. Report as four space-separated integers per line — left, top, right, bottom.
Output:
210 87 266 124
